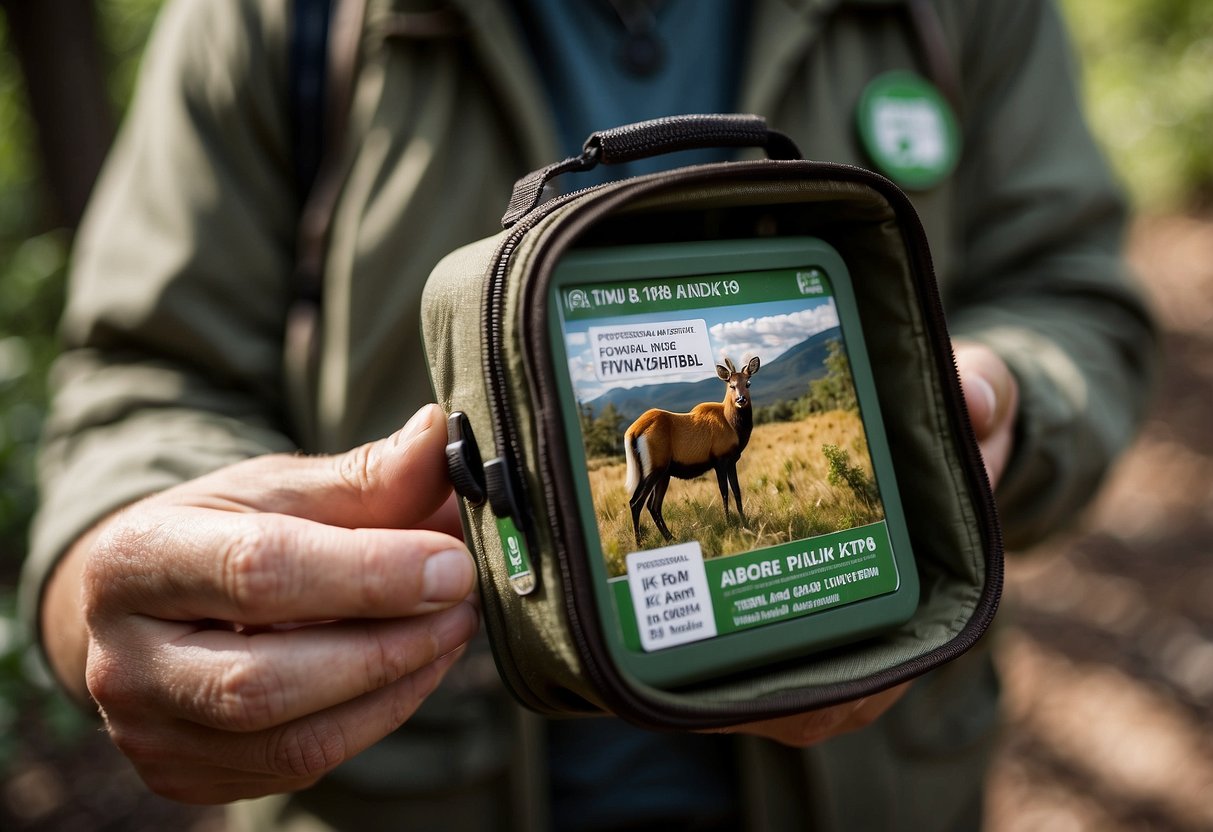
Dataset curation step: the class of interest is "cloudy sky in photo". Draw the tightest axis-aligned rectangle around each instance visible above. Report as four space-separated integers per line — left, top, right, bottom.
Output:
563 296 840 402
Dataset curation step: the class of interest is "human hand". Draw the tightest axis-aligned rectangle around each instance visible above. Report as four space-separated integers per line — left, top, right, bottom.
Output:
715 682 911 747
46 404 478 804
718 343 1017 748
953 340 1020 489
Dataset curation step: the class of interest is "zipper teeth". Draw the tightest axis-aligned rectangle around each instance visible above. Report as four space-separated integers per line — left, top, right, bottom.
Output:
880 182 1006 645
478 184 611 708
518 163 851 722
483 184 608 483
483 174 701 707
487 161 1006 726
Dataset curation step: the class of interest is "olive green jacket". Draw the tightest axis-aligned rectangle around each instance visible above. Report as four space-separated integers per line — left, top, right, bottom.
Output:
25 0 1155 829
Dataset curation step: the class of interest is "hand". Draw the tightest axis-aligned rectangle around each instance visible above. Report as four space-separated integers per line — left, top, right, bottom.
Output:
953 340 1020 489
41 404 479 804
721 342 1017 748
718 683 911 747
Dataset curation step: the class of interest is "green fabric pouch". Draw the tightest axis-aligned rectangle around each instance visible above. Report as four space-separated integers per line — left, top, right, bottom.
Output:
421 115 1001 730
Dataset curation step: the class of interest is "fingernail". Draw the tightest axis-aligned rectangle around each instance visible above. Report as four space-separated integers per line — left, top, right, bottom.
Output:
967 376 996 430
423 548 475 602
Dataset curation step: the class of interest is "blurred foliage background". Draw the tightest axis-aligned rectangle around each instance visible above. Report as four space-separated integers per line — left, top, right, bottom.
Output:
0 0 163 768
0 0 1209 794
1062 0 1213 209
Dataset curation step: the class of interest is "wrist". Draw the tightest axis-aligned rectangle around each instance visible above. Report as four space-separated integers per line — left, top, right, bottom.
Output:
40 521 105 707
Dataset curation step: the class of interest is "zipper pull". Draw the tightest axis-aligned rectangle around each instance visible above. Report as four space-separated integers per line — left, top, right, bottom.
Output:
445 412 537 596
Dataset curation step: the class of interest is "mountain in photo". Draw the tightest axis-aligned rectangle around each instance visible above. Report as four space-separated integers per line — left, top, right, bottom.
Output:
583 328 840 422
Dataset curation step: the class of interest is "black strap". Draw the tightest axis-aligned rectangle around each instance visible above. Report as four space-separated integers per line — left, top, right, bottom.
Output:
290 0 444 304
285 0 366 448
289 0 333 202
502 114 802 227
905 0 962 114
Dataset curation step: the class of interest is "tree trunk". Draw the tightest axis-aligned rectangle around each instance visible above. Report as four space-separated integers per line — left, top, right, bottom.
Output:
2 0 115 229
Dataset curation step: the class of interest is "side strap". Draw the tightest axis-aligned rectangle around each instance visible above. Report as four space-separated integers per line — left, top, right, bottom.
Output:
289 0 332 201
294 0 368 305
904 0 962 114
286 0 368 450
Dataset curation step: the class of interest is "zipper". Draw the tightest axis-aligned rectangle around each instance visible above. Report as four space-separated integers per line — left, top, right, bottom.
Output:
479 182 606 554
485 160 1004 727
472 184 610 712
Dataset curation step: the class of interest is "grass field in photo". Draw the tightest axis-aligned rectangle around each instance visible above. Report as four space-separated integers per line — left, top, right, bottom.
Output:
587 408 886 578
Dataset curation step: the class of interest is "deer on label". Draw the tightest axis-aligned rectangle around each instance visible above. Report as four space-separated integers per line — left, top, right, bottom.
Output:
623 355 761 546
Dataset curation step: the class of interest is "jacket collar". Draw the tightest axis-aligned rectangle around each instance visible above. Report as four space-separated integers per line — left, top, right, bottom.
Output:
390 0 899 171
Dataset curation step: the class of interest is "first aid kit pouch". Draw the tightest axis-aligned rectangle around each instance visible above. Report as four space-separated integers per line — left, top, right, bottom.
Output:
421 114 1002 731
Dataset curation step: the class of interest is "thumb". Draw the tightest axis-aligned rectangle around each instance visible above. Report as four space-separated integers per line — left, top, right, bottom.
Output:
205 404 454 530
953 341 1020 489
962 374 998 437
323 403 455 529
954 341 1016 440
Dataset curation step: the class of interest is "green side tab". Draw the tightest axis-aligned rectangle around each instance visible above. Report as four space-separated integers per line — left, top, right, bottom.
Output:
496 515 537 595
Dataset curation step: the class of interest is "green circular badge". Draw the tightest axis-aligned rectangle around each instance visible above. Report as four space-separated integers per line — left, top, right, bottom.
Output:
856 71 960 190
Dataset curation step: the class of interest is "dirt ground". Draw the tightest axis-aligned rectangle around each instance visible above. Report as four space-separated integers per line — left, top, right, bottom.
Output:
2 214 1210 831
986 212 1213 832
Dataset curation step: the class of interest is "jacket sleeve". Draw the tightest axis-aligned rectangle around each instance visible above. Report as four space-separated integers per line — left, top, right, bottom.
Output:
942 0 1158 549
21 0 300 634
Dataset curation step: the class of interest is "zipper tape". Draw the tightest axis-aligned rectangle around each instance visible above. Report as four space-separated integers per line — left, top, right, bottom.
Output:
484 159 1003 727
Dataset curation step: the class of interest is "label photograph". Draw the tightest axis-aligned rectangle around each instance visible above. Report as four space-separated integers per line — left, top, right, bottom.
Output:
558 266 902 652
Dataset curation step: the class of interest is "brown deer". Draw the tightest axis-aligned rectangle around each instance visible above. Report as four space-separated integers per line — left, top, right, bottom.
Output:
623 355 761 545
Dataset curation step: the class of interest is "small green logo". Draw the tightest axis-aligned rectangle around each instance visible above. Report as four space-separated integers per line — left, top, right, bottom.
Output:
564 288 592 312
856 71 960 190
795 268 826 296
496 515 536 595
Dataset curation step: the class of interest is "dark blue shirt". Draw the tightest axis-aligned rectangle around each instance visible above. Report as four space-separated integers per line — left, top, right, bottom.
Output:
512 1 749 828
515 0 748 185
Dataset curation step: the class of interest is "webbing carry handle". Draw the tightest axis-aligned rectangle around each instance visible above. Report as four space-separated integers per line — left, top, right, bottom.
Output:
501 114 802 227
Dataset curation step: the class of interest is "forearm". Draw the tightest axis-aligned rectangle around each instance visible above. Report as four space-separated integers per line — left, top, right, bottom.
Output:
944 0 1158 546
949 286 1156 547
26 0 301 704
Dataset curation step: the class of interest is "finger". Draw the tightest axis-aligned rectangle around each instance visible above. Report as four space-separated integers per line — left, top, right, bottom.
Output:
961 374 998 437
127 760 321 805
953 341 1018 439
168 403 454 530
953 341 1020 488
104 649 465 802
723 683 911 748
729 701 857 746
86 507 476 623
144 603 479 731
416 492 465 538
